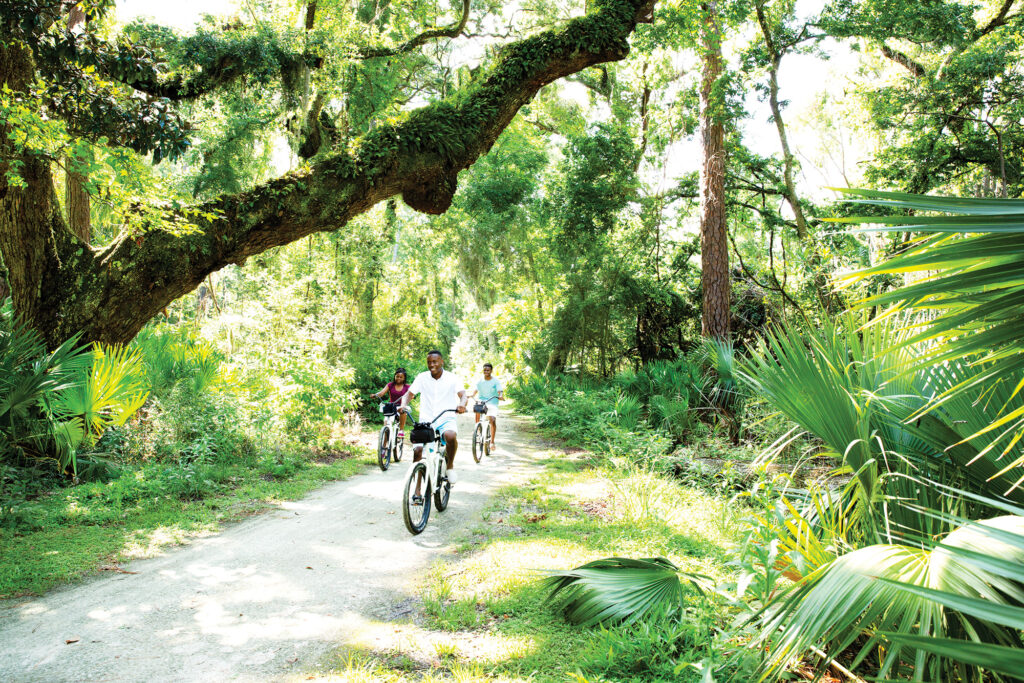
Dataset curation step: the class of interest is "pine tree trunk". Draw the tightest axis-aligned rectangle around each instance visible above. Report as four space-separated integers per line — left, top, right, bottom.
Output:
699 2 730 339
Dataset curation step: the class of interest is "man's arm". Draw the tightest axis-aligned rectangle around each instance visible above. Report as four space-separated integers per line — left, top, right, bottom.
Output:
456 389 468 414
401 388 417 413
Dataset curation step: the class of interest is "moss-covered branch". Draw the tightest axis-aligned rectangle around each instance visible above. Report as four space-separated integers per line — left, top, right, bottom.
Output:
356 0 472 59
7 0 658 346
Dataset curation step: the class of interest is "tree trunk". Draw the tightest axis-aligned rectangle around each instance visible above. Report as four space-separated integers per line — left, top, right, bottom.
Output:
65 156 91 243
1 0 658 349
699 2 730 339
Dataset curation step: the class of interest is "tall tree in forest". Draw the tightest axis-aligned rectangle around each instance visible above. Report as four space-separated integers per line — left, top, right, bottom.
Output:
0 0 657 348
698 1 729 338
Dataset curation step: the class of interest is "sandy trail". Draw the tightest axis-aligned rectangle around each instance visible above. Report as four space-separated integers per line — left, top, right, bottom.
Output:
0 414 545 682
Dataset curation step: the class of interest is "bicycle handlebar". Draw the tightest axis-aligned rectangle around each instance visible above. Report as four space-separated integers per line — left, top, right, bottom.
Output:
404 407 459 423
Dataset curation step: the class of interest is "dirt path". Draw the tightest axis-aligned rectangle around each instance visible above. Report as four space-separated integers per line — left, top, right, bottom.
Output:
0 414 546 682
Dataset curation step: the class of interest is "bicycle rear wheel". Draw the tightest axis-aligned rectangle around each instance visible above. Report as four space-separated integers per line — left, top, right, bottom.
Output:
394 434 404 462
472 423 484 463
403 461 430 534
434 459 451 511
485 423 492 456
377 426 392 470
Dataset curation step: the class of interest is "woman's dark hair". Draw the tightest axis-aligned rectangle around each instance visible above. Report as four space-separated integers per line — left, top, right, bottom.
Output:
394 367 408 382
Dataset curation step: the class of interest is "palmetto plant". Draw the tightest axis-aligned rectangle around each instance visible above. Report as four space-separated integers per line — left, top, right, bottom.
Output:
543 557 707 626
832 188 1024 488
757 488 1024 683
49 344 149 469
0 310 89 466
0 301 149 476
736 315 1024 524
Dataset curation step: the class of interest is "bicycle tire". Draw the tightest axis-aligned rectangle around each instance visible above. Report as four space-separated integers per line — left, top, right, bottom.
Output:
434 459 451 511
403 461 431 534
377 426 391 471
394 434 404 462
472 423 484 463
485 423 492 456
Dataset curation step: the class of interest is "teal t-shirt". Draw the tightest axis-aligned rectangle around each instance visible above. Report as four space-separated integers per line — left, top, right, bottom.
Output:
477 377 502 406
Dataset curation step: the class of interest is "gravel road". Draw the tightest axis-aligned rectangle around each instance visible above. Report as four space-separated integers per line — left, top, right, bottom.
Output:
0 413 544 682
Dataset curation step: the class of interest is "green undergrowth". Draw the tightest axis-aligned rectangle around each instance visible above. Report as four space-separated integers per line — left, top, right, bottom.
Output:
0 443 372 598
308 442 745 682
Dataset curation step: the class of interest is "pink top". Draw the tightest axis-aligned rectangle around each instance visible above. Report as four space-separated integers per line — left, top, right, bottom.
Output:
386 382 410 403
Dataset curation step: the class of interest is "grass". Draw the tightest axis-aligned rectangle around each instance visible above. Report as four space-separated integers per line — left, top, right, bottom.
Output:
0 444 372 598
305 441 741 682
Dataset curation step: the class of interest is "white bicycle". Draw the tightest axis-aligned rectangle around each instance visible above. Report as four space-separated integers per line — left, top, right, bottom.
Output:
402 408 456 535
375 399 404 471
471 398 495 462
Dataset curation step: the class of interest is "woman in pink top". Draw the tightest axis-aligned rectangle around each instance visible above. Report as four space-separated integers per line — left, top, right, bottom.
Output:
373 368 411 436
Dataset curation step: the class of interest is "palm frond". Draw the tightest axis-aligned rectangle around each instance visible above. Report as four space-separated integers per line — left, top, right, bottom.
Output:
831 188 1024 487
543 557 706 626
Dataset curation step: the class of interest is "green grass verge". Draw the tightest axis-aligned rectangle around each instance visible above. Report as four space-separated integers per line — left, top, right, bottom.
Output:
308 442 743 683
0 445 372 598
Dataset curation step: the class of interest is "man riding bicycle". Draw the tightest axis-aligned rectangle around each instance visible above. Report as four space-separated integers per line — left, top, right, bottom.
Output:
401 349 467 489
471 362 504 450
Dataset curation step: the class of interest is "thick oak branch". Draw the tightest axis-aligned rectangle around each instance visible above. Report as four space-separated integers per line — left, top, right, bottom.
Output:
5 0 657 347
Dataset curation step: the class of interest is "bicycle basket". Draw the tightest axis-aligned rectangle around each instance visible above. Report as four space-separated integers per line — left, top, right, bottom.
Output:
410 424 435 444
380 402 397 416
473 402 487 414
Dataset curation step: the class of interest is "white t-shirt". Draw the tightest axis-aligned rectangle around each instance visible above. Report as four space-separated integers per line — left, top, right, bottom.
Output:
409 369 465 423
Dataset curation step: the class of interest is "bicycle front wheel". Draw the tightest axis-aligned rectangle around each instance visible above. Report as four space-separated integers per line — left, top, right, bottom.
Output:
472 423 484 463
377 426 392 471
403 461 431 534
434 459 451 512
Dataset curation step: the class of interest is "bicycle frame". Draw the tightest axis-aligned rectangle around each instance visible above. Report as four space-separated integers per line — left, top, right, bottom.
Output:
376 400 404 470
401 408 457 534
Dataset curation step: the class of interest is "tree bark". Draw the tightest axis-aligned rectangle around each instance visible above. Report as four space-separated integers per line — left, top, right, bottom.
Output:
699 2 730 339
65 156 91 243
1 0 658 348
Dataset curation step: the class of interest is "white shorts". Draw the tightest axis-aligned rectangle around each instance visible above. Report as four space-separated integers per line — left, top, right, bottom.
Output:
479 402 499 419
435 418 460 441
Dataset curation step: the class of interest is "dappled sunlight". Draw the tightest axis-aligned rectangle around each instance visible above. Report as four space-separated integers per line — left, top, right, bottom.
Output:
121 523 219 560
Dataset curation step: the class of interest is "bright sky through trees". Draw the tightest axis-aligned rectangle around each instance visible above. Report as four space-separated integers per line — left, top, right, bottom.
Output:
117 0 240 31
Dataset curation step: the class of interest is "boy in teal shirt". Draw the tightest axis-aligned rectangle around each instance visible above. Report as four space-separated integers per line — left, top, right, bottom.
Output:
471 363 504 450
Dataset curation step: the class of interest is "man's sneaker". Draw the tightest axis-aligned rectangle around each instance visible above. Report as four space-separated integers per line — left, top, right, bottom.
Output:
447 469 458 485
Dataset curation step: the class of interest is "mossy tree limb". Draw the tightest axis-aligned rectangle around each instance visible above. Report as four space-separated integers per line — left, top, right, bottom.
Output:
1 0 658 348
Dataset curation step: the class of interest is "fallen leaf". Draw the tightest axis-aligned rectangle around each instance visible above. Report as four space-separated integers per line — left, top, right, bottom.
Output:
305 566 313 570
65 638 80 644
98 565 138 575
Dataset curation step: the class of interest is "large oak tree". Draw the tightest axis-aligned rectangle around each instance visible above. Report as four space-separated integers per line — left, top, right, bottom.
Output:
0 0 656 348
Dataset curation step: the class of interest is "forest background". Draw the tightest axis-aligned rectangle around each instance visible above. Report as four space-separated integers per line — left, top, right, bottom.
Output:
4 0 1024 680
